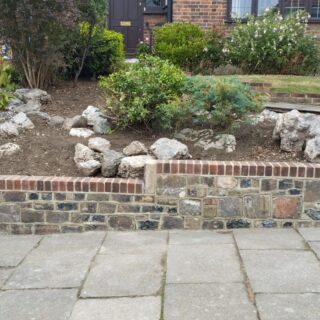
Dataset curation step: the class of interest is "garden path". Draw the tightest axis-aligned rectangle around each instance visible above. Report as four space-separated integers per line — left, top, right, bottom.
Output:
0 229 320 320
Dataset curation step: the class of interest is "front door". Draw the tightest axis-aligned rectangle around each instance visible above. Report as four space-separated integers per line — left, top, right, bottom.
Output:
109 0 143 56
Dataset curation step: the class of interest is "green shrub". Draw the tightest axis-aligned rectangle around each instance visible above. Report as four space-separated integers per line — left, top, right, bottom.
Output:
225 10 319 75
65 23 125 78
136 42 152 57
154 22 207 72
100 55 185 130
0 61 15 109
177 76 263 131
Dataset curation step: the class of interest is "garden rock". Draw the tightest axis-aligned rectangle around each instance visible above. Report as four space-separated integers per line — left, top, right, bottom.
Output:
82 106 110 134
252 109 280 124
11 112 34 130
88 137 111 153
123 141 148 156
15 88 51 104
0 122 19 136
69 128 94 138
0 143 20 158
174 128 214 142
118 155 154 178
49 116 65 126
77 160 101 176
150 138 190 160
63 116 87 130
101 150 123 177
195 134 236 153
273 110 320 152
305 137 320 162
74 143 95 164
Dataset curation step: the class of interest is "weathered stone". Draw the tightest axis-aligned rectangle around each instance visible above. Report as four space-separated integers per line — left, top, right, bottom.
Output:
33 202 54 210
108 215 135 230
184 217 202 229
202 220 224 230
240 178 251 188
187 185 207 198
305 181 320 202
218 197 242 217
88 137 111 153
261 179 277 191
69 128 94 138
82 105 110 134
161 216 184 229
157 175 186 197
243 195 270 219
273 196 301 219
34 225 60 235
0 204 20 222
97 202 117 213
226 219 250 229
56 202 78 211
0 143 20 158
77 160 101 176
118 155 154 178
253 109 280 124
11 112 34 130
74 143 95 164
305 209 320 220
63 115 87 130
279 179 293 190
217 176 238 189
305 136 320 162
21 209 44 223
195 134 236 153
46 212 69 223
179 200 201 216
15 88 51 104
3 192 26 202
0 121 19 136
150 138 190 160
101 150 123 177
123 141 148 156
49 115 65 126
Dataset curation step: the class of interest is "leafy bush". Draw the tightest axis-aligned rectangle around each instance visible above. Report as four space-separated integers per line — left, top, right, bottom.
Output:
225 10 319 75
177 76 263 130
0 61 15 109
154 22 207 72
100 55 185 130
65 23 125 78
136 42 152 57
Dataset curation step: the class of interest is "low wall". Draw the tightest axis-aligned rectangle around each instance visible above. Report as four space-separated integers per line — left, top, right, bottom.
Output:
271 92 320 106
1 160 320 234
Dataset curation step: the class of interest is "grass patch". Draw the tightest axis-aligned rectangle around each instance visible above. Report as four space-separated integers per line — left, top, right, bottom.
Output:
212 75 320 94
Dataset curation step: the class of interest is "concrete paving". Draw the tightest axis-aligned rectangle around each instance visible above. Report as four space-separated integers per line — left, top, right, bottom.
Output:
1 229 320 320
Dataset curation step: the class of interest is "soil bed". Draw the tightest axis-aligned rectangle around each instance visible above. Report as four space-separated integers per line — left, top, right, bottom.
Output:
0 81 306 177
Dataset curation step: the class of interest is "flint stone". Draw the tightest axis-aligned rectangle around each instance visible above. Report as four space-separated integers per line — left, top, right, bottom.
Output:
305 136 320 162
179 200 201 216
118 155 154 178
63 116 87 130
77 160 101 176
88 137 111 153
123 141 148 156
150 138 190 160
82 105 110 134
101 150 123 177
0 143 20 158
0 122 19 136
11 112 34 130
70 128 94 138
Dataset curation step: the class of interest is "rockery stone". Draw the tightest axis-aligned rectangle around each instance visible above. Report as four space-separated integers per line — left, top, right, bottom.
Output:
150 138 190 160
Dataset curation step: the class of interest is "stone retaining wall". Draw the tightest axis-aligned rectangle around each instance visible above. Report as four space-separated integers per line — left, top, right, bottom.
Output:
1 161 320 234
271 92 320 106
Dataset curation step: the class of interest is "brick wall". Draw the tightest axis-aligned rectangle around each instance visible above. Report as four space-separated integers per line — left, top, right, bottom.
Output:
143 14 167 43
172 0 227 29
1 160 320 234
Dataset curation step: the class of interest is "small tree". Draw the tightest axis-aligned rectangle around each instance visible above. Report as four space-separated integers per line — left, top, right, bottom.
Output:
0 0 79 88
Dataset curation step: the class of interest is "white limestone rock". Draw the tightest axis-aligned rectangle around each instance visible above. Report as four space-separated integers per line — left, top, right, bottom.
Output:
77 160 101 176
69 128 94 138
11 112 34 130
123 141 148 156
118 155 154 178
305 137 320 162
82 105 110 134
0 143 21 158
150 138 190 160
101 150 123 177
88 137 111 153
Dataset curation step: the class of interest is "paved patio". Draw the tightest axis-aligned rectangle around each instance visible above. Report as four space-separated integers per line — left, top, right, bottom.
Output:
0 229 320 320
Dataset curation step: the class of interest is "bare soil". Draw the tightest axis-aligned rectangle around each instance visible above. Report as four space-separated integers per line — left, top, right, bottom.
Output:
0 81 306 177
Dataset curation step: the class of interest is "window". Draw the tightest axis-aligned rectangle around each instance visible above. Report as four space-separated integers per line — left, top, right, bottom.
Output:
145 0 166 13
228 0 319 21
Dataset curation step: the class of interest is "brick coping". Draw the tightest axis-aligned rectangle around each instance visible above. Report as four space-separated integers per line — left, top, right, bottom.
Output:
0 161 319 194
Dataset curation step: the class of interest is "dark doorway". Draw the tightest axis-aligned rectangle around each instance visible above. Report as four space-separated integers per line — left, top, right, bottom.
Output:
109 0 143 56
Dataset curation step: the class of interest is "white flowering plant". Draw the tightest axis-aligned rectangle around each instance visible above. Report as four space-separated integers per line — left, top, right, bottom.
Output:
225 10 319 74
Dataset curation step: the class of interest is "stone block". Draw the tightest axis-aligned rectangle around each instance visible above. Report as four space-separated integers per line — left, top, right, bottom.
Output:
80 202 97 213
46 212 69 223
33 202 54 211
41 193 53 201
117 204 140 213
279 179 293 190
54 193 67 201
202 220 224 229
187 185 207 198
240 178 251 188
179 200 201 216
184 217 202 229
108 215 135 230
273 196 301 219
138 220 159 230
216 176 238 189
243 195 270 219
218 197 242 217
203 206 217 218
161 216 184 229
226 219 250 229
305 181 320 202
261 179 277 192
156 175 186 197
4 192 26 202
0 204 20 222
11 224 33 235
34 224 60 235
56 202 78 211
110 195 132 203
21 209 44 223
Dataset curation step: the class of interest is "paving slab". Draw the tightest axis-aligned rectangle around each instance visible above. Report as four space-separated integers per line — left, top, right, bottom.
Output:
0 289 78 320
0 235 41 267
70 297 161 320
169 230 234 245
4 232 104 289
81 251 165 297
299 228 320 241
166 244 243 284
164 283 258 320
0 269 12 288
241 250 320 293
234 229 305 250
256 293 320 320
309 242 320 259
100 231 167 255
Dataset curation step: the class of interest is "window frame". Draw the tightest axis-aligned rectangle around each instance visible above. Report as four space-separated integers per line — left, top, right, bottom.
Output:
144 0 167 14
226 0 320 22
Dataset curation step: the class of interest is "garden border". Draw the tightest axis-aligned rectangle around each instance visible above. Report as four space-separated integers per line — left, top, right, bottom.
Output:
0 160 320 234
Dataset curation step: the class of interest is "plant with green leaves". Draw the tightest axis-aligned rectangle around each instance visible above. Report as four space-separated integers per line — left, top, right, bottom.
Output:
225 10 319 75
177 76 263 131
100 55 185 130
0 61 16 110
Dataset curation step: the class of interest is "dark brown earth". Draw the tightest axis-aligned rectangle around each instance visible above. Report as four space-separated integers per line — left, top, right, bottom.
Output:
0 80 306 177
